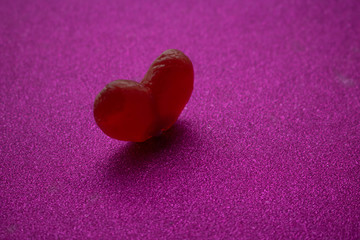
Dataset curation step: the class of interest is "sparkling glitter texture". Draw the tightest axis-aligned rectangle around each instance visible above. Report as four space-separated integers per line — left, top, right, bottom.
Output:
1 0 360 239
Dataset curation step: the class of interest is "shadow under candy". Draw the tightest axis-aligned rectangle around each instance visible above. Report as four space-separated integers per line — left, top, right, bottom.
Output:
106 119 200 179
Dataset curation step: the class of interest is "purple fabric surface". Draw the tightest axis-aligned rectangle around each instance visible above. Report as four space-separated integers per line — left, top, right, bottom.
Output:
1 0 360 238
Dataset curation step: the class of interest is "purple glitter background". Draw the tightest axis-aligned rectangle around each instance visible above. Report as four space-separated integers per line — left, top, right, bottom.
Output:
1 0 360 239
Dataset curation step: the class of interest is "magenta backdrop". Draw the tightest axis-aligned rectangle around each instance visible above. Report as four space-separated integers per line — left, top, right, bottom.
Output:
1 0 360 239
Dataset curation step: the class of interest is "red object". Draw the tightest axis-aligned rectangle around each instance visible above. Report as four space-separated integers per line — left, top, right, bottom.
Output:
93 49 194 142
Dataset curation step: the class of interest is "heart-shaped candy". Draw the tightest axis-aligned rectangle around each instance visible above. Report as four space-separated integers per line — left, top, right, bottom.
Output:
93 49 194 142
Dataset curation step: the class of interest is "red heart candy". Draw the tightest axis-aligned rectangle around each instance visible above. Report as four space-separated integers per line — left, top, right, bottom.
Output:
93 49 194 142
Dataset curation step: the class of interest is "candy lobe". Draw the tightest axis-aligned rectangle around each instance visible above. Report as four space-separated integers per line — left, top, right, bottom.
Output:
141 49 194 131
93 80 156 142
